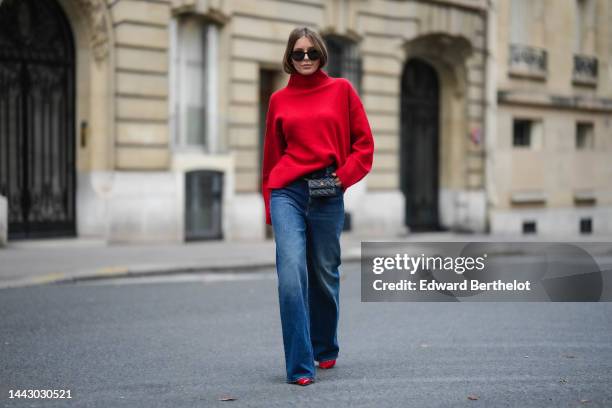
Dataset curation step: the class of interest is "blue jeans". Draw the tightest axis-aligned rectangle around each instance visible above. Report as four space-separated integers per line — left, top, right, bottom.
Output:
270 170 344 383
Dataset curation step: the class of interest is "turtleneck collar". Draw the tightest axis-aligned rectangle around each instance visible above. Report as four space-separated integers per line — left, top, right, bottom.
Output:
287 68 331 89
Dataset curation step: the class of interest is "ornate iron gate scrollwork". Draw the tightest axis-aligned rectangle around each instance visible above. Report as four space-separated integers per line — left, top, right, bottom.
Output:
0 0 76 239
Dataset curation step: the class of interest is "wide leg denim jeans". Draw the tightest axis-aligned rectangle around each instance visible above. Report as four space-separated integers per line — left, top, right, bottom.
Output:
270 172 344 383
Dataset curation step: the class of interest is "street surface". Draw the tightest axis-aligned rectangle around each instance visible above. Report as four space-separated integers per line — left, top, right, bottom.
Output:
1 262 611 407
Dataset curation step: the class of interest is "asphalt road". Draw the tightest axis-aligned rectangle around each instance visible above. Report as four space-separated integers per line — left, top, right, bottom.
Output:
1 262 611 407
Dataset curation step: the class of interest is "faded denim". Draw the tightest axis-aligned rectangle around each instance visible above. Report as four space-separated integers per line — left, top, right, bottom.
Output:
270 167 344 383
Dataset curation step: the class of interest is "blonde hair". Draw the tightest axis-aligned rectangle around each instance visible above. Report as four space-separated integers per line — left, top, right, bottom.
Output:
282 27 328 74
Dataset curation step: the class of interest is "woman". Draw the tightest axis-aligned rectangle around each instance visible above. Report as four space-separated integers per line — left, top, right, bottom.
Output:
261 27 374 386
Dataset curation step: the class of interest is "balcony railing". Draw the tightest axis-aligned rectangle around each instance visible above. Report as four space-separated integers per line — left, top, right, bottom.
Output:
573 54 598 86
509 44 547 80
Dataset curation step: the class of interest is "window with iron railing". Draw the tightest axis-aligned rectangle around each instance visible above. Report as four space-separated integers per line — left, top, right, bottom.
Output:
323 35 362 94
509 0 547 79
170 15 218 151
573 0 597 85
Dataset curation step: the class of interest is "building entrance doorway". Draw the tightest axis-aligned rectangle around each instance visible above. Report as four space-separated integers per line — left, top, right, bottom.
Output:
400 58 440 231
0 0 76 239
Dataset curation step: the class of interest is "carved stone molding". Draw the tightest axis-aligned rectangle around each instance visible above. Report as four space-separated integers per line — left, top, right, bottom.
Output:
74 0 109 62
170 0 230 25
402 33 474 97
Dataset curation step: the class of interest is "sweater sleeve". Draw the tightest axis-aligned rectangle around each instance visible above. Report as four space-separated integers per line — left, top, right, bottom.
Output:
335 81 375 191
261 94 285 225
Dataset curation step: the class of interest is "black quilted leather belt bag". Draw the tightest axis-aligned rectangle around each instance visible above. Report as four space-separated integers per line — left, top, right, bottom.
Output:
304 165 339 198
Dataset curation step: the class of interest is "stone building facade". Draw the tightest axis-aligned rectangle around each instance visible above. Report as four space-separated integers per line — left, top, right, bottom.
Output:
0 0 609 243
490 0 612 235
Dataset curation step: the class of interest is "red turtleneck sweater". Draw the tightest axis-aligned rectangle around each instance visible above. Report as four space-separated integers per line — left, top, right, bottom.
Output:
261 68 374 225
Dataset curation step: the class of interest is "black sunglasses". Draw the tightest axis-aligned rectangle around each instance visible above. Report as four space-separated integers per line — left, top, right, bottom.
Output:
290 48 321 61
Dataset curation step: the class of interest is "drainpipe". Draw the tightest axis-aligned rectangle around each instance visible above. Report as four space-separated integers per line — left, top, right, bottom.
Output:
484 0 498 234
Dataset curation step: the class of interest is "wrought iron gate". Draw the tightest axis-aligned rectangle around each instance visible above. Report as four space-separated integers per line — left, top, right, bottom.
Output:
400 58 440 231
0 0 76 239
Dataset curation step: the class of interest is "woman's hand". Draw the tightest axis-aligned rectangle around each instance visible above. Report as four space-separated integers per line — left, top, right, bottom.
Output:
331 172 342 188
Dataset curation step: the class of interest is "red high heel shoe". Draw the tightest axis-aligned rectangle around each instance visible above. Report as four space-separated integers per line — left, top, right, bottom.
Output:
295 377 313 386
318 359 336 369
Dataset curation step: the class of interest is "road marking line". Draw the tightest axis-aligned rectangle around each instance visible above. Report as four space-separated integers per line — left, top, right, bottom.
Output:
31 272 67 284
96 266 129 276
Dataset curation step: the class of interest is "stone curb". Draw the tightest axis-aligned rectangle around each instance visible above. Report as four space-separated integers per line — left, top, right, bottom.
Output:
3 236 611 290
0 253 364 290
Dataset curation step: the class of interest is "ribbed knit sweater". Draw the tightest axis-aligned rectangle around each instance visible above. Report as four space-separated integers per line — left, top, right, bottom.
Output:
261 67 374 225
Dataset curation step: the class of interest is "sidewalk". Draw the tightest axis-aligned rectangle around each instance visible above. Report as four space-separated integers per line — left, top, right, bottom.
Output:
1 231 610 289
